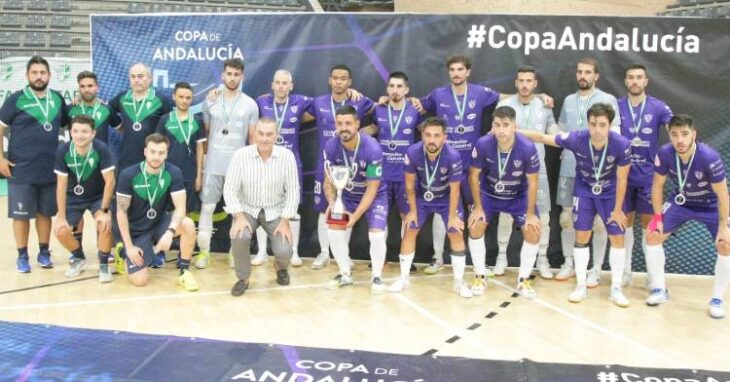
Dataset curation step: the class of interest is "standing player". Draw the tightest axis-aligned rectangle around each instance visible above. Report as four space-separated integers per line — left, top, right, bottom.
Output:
645 115 730 319
252 69 314 268
617 64 673 286
322 106 387 293
0 56 68 272
67 71 121 146
495 66 558 279
115 133 198 290
196 58 259 269
524 103 632 306
388 117 468 296
468 106 542 298
309 65 374 270
54 115 115 280
554 57 621 286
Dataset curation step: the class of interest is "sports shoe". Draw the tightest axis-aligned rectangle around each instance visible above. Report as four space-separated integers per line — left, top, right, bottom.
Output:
98 264 113 283
388 278 410 293
371 277 385 294
195 251 210 269
517 279 537 300
410 263 417 273
37 250 53 268
178 270 199 291
423 260 444 275
454 280 474 298
327 274 353 289
228 252 235 269
536 256 553 279
65 258 87 278
251 251 268 266
621 271 633 288
113 242 127 277
276 269 290 286
645 288 669 306
68 254 75 265
554 264 576 281
492 254 508 276
231 279 248 297
709 298 725 319
16 255 31 273
151 252 165 268
311 252 330 270
609 287 630 307
290 253 303 267
586 268 601 288
568 285 588 303
470 275 487 296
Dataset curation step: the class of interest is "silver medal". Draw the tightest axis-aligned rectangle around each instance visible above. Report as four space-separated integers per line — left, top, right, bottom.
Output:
455 125 466 134
495 181 505 193
592 184 603 195
222 128 229 135
674 193 686 205
132 122 142 131
423 190 435 202
632 137 642 146
388 142 397 151
146 208 157 220
73 184 84 196
43 122 53 132
276 135 285 145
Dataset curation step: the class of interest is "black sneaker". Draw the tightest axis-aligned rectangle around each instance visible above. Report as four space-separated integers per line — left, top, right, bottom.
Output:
276 269 290 286
231 280 248 296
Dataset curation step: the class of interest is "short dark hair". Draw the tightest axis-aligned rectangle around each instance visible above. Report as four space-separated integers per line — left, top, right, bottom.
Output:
516 65 537 79
624 64 648 78
223 58 244 72
70 114 95 130
586 103 615 122
419 116 446 133
330 64 351 78
77 71 98 83
145 133 170 148
388 71 409 85
26 55 49 73
335 104 358 119
578 57 600 73
493 106 516 121
446 55 471 70
174 81 193 94
667 114 694 130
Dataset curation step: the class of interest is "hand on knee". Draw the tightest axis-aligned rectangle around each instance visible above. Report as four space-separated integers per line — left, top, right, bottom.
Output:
716 240 730 256
646 231 662 246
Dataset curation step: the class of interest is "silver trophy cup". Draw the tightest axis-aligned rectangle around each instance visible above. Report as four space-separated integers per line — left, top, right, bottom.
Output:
327 165 350 225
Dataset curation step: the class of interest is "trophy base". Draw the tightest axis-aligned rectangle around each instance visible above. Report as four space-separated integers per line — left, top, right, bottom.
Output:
326 211 350 227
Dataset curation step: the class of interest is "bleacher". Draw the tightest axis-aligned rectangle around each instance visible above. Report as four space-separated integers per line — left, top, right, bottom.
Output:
658 0 730 17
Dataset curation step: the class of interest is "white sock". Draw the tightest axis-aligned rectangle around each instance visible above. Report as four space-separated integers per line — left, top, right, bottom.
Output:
592 228 607 271
608 247 626 288
290 219 300 256
451 252 466 281
645 244 666 290
317 213 330 256
197 203 216 252
561 228 575 268
468 236 487 276
369 231 387 278
432 214 446 264
518 241 539 280
497 212 512 255
713 255 730 300
399 252 414 280
574 246 590 287
327 229 350 275
624 227 634 274
256 226 267 257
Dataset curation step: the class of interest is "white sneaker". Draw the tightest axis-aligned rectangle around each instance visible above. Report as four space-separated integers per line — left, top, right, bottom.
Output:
98 264 113 283
290 253 303 267
709 298 725 319
454 280 474 298
423 260 444 275
251 252 268 266
327 274 353 289
311 252 330 270
228 252 235 269
568 285 588 303
609 287 630 307
388 278 410 293
194 251 210 269
586 268 601 288
470 275 487 296
371 277 385 294
555 264 576 281
65 258 87 278
492 254 508 276
517 279 537 300
621 271 633 288
536 256 553 279
645 288 669 306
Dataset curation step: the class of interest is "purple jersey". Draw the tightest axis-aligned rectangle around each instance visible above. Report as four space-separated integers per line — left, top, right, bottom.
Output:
420 83 500 166
471 134 540 200
555 130 631 199
322 132 385 198
404 142 462 203
618 95 673 187
655 142 725 209
308 94 374 149
373 103 421 181
257 93 314 167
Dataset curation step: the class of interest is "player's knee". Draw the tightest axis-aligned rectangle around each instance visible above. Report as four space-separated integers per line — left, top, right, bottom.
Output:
128 271 148 286
646 231 663 246
469 223 487 239
524 227 540 244
716 240 730 256
55 225 72 239
179 217 195 235
559 210 573 230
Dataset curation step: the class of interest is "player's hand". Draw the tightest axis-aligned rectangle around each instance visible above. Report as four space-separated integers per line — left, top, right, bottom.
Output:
403 210 418 231
54 217 71 237
410 97 424 113
377 95 389 105
194 175 202 192
207 88 220 102
525 213 541 236
344 211 357 228
95 211 111 233
126 245 144 266
716 226 730 248
230 214 252 240
0 157 15 178
155 230 174 252
538 93 555 109
468 206 486 228
448 214 464 233
647 213 664 235
348 88 363 101
608 209 628 230
274 219 293 245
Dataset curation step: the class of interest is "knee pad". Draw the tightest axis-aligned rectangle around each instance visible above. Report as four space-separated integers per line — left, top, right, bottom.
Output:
559 210 573 229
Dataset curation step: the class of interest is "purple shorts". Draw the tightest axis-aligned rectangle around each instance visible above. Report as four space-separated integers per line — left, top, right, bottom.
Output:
662 201 729 238
572 195 625 235
410 199 464 230
624 183 652 215
343 193 389 230
460 177 474 206
481 194 530 227
385 180 408 215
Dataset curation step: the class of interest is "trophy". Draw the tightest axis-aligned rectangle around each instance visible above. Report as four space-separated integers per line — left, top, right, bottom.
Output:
326 165 351 226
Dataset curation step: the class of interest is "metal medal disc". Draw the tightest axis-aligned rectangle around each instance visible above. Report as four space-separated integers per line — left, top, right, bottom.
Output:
388 142 397 151
146 208 157 220
276 135 285 145
132 122 142 131
43 122 53 132
674 193 686 205
592 184 603 195
222 128 229 135
73 184 84 196
494 181 505 193
423 190 435 202
632 137 642 146
456 125 465 134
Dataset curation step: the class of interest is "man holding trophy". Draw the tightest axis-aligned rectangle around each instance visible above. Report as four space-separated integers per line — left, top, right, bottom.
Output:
323 105 388 293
